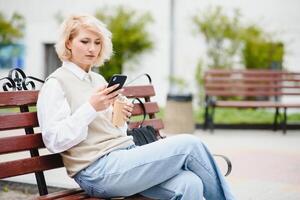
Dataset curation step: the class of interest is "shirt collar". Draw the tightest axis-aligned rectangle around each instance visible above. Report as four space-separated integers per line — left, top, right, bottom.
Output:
62 61 91 81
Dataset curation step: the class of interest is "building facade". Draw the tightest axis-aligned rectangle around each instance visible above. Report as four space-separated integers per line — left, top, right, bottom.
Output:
0 0 300 105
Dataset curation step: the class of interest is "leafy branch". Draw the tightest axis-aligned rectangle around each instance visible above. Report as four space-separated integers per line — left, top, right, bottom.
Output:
0 12 25 44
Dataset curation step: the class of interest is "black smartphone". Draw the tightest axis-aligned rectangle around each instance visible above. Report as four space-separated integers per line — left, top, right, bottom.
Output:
107 74 127 94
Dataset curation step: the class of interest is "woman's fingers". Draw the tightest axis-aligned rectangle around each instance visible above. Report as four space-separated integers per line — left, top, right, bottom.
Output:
103 84 120 95
90 84 124 112
107 91 120 100
122 110 131 121
122 108 132 117
123 103 134 115
123 116 130 121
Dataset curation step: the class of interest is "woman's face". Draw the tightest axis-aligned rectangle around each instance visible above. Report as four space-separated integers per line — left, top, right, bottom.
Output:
67 28 102 71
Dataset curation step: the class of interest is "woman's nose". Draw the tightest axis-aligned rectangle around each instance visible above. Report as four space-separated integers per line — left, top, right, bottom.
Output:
88 44 95 52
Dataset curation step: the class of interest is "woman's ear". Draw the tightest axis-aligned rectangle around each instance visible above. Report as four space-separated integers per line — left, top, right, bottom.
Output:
66 40 71 50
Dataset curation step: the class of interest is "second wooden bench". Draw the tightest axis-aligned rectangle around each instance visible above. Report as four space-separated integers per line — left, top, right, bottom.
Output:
203 69 300 133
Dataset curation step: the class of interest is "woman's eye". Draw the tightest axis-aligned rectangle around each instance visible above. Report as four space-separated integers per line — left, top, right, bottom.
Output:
95 41 101 45
81 40 88 44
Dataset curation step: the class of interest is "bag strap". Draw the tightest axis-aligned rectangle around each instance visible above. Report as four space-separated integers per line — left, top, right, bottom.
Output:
213 154 232 176
131 97 147 127
126 73 151 128
125 73 152 86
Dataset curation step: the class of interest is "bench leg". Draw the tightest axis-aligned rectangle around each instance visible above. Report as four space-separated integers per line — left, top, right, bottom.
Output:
208 106 215 133
203 104 209 130
20 105 49 195
283 107 287 134
203 96 210 130
273 107 279 131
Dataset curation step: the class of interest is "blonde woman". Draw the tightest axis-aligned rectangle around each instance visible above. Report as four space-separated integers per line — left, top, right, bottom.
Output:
37 14 235 200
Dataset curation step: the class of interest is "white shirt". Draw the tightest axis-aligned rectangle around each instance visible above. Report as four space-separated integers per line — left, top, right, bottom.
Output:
37 62 127 153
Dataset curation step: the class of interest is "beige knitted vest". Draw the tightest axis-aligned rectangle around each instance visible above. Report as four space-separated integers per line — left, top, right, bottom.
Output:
47 67 133 177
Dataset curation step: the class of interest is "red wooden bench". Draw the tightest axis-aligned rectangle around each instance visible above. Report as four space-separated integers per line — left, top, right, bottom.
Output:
0 68 165 200
0 68 231 199
203 69 300 133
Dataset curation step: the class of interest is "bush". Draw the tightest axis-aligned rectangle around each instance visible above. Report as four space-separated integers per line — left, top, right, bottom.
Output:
0 12 25 44
95 6 154 81
241 26 284 69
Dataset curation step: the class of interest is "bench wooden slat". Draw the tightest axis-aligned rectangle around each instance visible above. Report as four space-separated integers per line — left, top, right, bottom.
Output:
122 85 155 98
279 103 300 108
205 76 300 82
37 188 86 200
37 188 125 200
205 83 300 89
55 191 89 200
125 195 152 200
205 90 300 97
128 119 164 130
205 69 300 76
0 112 38 131
0 154 64 179
132 102 160 116
0 133 44 154
39 189 152 200
215 101 282 108
214 101 300 108
0 90 39 107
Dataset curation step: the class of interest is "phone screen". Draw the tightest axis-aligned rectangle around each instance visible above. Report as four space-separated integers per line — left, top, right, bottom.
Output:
107 74 127 94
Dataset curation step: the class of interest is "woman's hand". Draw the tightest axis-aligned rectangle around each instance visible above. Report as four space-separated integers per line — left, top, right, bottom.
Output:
122 101 134 122
89 84 120 112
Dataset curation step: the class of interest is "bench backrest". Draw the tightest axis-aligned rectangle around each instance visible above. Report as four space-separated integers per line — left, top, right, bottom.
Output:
0 82 163 195
121 85 164 131
204 69 300 99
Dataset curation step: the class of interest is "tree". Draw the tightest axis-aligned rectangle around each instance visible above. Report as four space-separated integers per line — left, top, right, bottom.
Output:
193 6 243 69
0 12 25 44
193 6 285 70
95 6 154 81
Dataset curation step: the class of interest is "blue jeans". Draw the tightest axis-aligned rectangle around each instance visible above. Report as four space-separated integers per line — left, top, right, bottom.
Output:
74 134 235 200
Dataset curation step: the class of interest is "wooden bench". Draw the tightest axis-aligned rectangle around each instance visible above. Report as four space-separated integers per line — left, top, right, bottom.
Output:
0 68 164 199
0 68 231 199
203 69 300 133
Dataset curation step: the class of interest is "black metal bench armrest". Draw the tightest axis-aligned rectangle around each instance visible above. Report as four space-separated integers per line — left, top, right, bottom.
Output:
1 68 44 91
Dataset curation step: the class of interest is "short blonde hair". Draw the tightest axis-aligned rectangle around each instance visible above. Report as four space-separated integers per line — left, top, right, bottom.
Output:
55 14 113 66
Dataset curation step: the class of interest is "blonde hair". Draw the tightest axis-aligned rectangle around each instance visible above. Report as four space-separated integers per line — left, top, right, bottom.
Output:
55 14 113 66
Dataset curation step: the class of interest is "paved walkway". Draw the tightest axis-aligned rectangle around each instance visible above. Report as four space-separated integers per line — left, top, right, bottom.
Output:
191 129 300 200
1 129 300 199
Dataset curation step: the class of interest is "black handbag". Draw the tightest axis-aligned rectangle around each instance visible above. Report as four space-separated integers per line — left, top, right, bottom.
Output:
127 98 158 146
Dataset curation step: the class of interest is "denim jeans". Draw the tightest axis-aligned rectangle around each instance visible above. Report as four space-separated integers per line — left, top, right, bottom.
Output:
74 134 236 200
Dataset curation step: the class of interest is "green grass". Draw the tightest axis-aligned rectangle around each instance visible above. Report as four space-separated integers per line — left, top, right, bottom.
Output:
156 106 300 124
194 108 300 124
0 106 37 113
